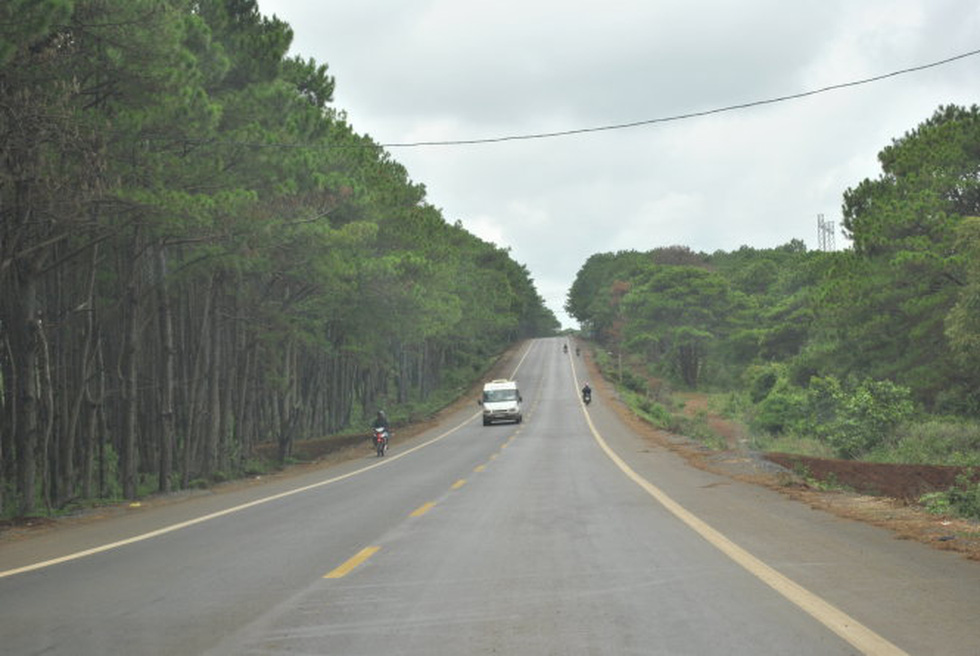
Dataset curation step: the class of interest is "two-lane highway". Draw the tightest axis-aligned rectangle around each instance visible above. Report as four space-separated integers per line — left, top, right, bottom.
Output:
1 338 978 654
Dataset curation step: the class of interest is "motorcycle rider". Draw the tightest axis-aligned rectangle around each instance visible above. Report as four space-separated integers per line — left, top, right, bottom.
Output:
581 383 592 403
372 410 390 447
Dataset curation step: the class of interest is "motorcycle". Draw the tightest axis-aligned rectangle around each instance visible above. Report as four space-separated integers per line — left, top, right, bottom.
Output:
372 426 389 457
582 388 592 405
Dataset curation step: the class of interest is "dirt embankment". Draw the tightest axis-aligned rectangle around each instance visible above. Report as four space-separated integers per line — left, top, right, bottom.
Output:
762 453 979 501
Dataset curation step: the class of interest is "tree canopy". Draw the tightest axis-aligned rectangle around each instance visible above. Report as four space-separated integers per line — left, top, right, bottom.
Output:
0 0 557 515
567 105 980 428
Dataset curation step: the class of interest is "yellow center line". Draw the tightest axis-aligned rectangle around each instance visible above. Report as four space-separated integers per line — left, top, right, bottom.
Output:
410 502 436 517
474 465 486 472
0 342 545 581
324 546 380 579
451 479 467 490
0 409 486 580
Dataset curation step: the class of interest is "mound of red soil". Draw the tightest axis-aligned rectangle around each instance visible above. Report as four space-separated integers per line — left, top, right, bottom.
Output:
764 453 978 501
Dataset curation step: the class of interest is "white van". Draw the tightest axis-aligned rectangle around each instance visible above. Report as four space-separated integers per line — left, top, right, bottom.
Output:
479 379 523 426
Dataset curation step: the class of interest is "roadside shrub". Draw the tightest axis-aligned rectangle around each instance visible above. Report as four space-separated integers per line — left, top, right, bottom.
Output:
242 458 272 476
946 473 980 520
802 375 843 440
827 379 915 459
919 491 953 516
743 363 782 403
100 443 123 500
744 372 917 459
620 369 649 395
750 383 807 434
870 418 980 466
920 472 980 520
636 396 672 429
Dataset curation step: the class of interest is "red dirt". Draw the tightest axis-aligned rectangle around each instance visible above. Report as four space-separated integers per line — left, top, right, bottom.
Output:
763 453 979 501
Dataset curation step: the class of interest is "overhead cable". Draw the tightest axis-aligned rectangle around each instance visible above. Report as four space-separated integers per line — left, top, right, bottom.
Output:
381 47 980 148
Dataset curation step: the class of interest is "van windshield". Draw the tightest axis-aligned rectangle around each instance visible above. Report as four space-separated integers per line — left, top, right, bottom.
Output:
483 389 518 403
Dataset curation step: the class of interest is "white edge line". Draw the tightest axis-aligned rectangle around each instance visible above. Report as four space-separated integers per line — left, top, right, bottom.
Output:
0 410 481 579
0 341 540 579
568 353 908 656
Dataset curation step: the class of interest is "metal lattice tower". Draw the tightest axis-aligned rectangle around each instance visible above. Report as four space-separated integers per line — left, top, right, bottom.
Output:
817 214 836 252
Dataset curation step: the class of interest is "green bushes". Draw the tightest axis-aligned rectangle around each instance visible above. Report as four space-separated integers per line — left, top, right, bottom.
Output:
945 474 980 520
635 395 673 429
747 364 780 403
920 472 980 520
746 369 916 459
824 378 916 458
870 419 980 466
744 364 807 435
752 386 807 434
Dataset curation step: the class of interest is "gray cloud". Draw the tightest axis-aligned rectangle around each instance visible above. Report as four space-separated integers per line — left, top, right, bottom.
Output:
260 0 980 327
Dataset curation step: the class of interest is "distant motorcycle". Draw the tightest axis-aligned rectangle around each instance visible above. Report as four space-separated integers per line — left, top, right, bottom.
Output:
582 387 592 405
372 426 389 457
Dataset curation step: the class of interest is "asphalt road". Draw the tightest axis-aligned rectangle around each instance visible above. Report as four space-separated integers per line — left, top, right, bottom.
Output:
1 337 978 655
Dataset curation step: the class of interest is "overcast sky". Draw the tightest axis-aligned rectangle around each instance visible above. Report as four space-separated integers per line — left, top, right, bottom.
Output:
257 0 980 328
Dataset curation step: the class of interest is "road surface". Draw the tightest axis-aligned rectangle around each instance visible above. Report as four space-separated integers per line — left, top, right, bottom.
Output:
1 337 978 654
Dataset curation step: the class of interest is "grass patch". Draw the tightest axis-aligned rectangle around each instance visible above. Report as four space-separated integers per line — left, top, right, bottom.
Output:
749 432 836 458
619 388 727 450
674 411 727 450
868 419 980 467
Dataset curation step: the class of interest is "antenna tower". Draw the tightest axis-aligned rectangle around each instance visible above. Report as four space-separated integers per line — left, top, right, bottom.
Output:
817 214 836 252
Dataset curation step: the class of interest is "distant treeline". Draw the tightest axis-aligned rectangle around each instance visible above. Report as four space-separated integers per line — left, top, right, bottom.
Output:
0 1 558 516
568 104 980 458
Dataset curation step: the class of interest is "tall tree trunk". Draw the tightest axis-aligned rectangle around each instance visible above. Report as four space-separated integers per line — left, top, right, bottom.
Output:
121 231 142 500
155 244 176 492
184 273 214 485
37 317 53 510
236 339 254 460
218 315 233 471
277 339 297 463
0 332 8 513
81 336 106 499
63 247 100 506
11 273 40 515
204 281 221 478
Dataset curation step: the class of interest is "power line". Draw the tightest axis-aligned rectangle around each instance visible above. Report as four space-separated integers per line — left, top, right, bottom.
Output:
381 47 980 148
